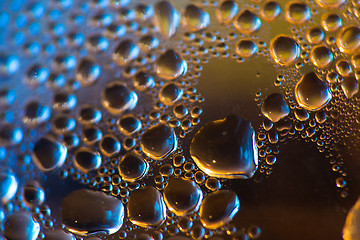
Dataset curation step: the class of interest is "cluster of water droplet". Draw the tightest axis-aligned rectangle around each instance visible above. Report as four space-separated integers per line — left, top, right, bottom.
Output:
2 0 360 239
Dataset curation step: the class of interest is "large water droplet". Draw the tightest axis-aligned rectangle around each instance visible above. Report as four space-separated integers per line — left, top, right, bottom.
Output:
163 177 203 216
118 115 142 136
32 136 68 171
182 5 209 32
61 189 124 236
44 230 75 240
337 26 360 54
0 168 18 204
23 101 51 127
285 1 310 24
261 93 290 122
23 181 45 206
261 1 281 21
101 81 138 115
341 76 359 99
153 1 180 40
140 124 177 160
315 0 346 8
270 35 300 66
74 147 101 172
112 40 140 66
76 59 101 86
234 10 261 35
295 72 332 111
199 190 240 229
4 212 40 240
0 126 23 146
216 0 239 24
159 82 183 105
118 152 149 182
190 115 258 179
127 186 166 228
310 45 333 69
154 49 187 80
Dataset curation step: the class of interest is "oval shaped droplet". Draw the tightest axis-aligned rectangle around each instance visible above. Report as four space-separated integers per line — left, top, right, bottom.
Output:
154 49 187 80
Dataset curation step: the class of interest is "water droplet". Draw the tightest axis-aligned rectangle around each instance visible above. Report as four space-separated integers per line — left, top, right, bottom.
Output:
310 45 333 69
23 101 51 127
76 59 101 86
341 76 359 99
153 1 180 40
163 177 203 216
261 93 290 122
138 35 159 52
118 115 142 136
101 81 138 115
23 181 45 206
343 195 360 240
285 2 310 24
140 124 177 160
127 186 166 228
234 10 261 35
0 168 18 204
295 72 332 111
321 13 342 32
74 147 101 172
199 190 240 229
154 49 187 80
44 230 75 240
315 0 346 8
270 35 300 66
78 105 102 125
216 0 239 24
159 82 183 105
118 152 149 181
32 136 68 171
4 212 40 240
337 26 360 54
182 5 210 32
0 126 23 146
235 39 258 57
61 189 124 236
112 40 140 66
190 115 258 179
261 1 281 21
0 55 20 76
26 65 49 86
53 92 77 111
99 134 121 157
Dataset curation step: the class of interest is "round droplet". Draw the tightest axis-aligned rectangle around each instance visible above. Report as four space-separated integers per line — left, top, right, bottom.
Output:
4 212 40 240
307 27 325 44
0 126 23 146
74 147 101 172
138 35 159 52
261 93 290 122
76 59 101 86
341 76 359 99
0 168 18 204
87 35 109 52
53 92 77 111
133 71 155 91
99 134 121 157
234 10 261 35
0 55 20 76
310 45 333 68
61 189 124 236
321 13 342 32
336 59 352 77
118 115 142 136
190 115 258 179
127 186 166 228
26 65 49 86
159 82 183 105
337 26 360 54
182 5 210 32
295 72 332 111
154 49 187 80
153 1 180 40
82 126 103 145
270 35 300 66
32 136 68 171
261 1 281 21
23 181 45 206
163 177 203 216
101 81 138 115
315 0 346 8
235 39 258 57
0 89 16 107
112 40 139 66
23 101 51 127
140 124 177 160
216 0 239 24
118 153 149 182
285 2 310 24
78 105 102 125
199 190 240 229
